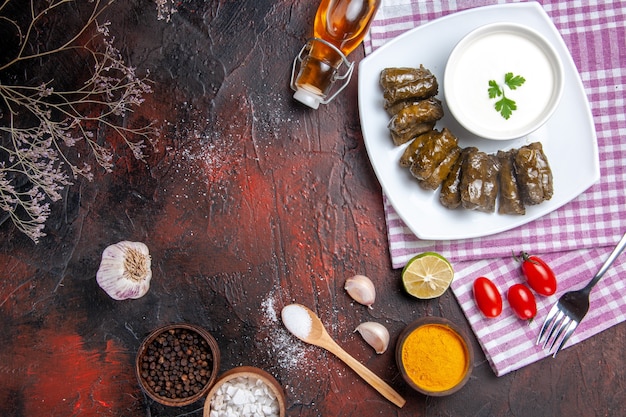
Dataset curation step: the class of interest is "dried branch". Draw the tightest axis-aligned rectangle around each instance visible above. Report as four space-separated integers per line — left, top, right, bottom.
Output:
0 0 156 243
154 0 178 22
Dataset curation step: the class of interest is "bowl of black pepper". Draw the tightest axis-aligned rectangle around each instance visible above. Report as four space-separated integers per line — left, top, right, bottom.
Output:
135 323 220 407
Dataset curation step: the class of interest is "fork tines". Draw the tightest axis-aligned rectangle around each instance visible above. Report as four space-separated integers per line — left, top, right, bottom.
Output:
536 302 578 357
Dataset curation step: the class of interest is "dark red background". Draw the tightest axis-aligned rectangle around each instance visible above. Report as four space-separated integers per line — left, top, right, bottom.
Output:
1 1 624 416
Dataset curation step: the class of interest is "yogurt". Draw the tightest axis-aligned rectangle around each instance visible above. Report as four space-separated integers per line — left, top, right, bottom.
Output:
444 23 563 140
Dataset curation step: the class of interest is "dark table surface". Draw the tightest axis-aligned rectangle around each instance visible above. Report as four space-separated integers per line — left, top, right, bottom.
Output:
1 1 624 416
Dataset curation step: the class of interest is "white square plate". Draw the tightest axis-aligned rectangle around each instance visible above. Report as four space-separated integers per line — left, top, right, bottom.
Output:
358 2 600 240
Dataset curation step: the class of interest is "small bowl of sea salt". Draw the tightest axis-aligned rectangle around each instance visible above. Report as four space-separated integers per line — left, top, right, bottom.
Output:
203 366 286 417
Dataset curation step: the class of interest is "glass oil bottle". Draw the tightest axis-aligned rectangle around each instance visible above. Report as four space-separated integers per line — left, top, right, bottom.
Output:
291 0 381 109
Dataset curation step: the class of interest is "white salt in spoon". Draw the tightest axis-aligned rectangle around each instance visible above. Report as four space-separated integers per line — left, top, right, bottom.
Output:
281 303 406 408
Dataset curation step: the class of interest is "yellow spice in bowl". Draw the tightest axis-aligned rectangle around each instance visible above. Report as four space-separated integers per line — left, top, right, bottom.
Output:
401 324 469 392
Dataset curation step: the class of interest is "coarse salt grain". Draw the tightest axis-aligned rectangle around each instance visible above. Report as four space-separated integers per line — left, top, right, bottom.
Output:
281 304 312 340
210 376 279 417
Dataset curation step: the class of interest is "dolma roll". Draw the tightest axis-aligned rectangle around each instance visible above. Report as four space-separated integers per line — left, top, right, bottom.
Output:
390 121 436 146
410 128 458 181
460 150 500 213
388 97 444 145
399 130 438 168
381 65 439 109
497 150 525 215
419 146 461 190
380 66 435 90
514 142 553 205
440 147 478 209
386 99 421 116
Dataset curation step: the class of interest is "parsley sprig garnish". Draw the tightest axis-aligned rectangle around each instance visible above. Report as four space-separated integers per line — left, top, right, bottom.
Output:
488 72 526 119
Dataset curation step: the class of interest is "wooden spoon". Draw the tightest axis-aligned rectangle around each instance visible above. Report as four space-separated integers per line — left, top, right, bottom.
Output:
282 304 406 408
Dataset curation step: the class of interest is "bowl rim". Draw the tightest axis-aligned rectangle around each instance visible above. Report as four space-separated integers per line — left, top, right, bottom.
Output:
443 21 565 141
395 316 474 396
203 366 287 417
135 323 221 407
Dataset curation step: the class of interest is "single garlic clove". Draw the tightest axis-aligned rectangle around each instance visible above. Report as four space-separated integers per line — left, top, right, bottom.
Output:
355 322 390 354
96 241 152 300
344 274 376 309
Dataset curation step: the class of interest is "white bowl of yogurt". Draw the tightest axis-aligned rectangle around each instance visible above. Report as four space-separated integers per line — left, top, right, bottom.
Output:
444 22 564 141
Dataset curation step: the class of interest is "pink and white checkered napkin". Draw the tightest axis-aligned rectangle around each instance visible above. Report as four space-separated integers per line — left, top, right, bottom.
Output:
363 0 626 376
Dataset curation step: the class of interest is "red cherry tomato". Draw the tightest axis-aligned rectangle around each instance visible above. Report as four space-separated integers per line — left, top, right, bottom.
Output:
473 277 503 318
519 252 557 296
507 284 537 320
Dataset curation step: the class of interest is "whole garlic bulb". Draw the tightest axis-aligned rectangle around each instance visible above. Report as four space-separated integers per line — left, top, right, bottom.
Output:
345 275 376 309
355 322 390 354
96 241 152 300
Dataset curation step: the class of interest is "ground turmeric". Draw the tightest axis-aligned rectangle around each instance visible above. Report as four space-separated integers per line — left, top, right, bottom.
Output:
401 323 469 392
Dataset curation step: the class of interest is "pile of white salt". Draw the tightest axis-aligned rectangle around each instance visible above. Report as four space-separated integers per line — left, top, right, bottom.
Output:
280 304 312 340
209 376 280 417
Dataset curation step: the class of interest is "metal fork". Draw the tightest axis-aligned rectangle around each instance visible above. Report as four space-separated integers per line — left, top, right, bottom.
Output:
536 232 626 357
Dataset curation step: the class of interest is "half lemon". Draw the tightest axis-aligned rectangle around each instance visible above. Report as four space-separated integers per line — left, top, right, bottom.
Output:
402 252 454 299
